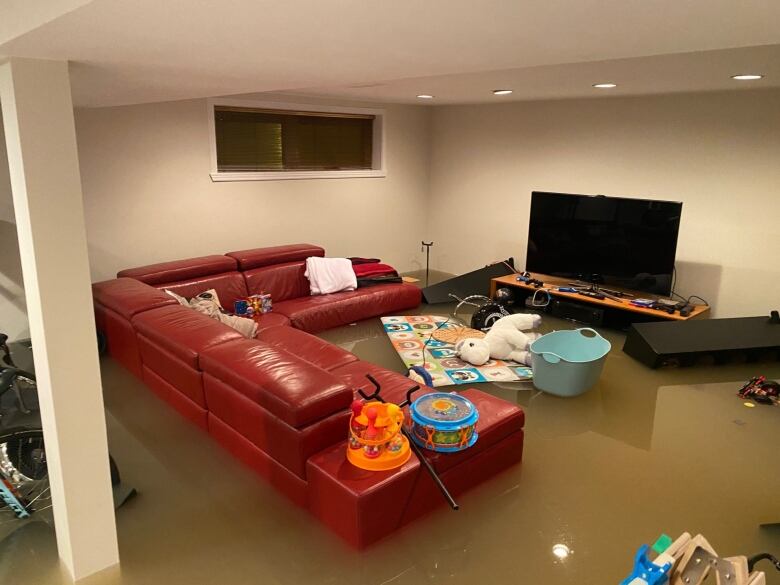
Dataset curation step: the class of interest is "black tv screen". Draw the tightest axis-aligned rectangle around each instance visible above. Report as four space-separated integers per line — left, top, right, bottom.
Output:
526 191 682 295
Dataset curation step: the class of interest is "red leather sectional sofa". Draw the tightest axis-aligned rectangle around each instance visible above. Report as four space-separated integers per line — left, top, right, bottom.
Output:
93 243 525 547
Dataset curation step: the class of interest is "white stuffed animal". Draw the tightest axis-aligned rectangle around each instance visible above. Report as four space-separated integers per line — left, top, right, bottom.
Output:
456 313 542 366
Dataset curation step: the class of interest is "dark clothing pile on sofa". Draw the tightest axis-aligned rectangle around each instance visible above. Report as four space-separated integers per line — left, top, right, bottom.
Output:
349 257 402 287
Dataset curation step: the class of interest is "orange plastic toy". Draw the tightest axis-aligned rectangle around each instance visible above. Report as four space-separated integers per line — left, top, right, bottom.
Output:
346 400 411 471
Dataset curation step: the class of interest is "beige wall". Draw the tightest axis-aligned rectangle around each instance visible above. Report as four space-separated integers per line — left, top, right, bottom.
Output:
0 110 28 340
74 89 779 318
428 89 780 317
75 98 432 282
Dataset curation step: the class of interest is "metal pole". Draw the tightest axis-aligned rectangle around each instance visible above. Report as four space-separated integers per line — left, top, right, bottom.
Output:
360 375 458 510
421 241 433 287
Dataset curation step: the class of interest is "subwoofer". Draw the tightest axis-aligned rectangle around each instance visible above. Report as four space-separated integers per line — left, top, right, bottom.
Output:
623 316 780 368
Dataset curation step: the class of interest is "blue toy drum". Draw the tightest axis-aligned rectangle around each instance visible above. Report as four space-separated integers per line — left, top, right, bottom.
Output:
409 392 478 452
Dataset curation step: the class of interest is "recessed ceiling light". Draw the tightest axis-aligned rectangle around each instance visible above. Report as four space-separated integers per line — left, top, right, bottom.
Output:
416 94 434 99
552 544 571 559
593 83 617 89
731 74 763 81
493 89 513 95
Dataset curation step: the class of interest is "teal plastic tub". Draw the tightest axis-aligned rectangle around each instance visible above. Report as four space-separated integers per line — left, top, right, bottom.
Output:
529 328 611 397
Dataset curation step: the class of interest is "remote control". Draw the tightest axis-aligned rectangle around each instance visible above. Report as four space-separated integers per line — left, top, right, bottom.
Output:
578 291 606 300
631 299 655 307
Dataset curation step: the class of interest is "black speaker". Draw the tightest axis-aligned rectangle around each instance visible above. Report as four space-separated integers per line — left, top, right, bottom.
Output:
548 298 605 326
623 316 780 368
421 258 515 304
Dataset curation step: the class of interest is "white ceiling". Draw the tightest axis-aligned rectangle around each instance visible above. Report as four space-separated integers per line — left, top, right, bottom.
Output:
296 45 780 105
1 0 779 107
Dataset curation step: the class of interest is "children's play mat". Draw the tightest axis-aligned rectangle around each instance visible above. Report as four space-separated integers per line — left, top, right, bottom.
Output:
381 315 533 387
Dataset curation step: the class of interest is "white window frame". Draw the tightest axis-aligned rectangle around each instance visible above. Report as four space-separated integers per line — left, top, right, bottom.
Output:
207 98 386 181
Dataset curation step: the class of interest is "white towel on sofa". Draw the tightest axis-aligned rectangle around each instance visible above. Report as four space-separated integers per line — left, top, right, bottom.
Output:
305 257 357 295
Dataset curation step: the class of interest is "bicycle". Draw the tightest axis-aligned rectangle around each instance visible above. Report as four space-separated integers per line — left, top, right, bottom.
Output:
0 333 121 529
0 428 51 524
0 333 36 415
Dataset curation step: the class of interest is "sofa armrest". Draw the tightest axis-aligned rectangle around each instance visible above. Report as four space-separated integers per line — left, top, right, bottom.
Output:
200 339 353 428
92 277 177 320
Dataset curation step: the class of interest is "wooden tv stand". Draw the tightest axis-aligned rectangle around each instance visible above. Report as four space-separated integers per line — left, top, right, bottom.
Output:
489 273 709 326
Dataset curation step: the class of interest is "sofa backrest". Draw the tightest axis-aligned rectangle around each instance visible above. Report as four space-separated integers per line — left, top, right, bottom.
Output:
225 244 324 271
116 244 326 307
118 254 237 284
117 254 248 308
243 261 310 301
155 273 248 308
227 243 324 301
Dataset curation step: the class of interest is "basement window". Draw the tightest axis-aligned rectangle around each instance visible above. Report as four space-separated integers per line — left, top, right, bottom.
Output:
208 100 385 181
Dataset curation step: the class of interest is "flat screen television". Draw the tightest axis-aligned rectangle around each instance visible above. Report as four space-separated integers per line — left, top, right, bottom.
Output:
526 191 682 295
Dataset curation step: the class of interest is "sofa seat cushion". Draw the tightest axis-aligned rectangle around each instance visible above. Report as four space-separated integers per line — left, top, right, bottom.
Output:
138 335 205 408
118 254 237 285
274 284 422 333
200 339 353 428
204 373 348 479
92 278 177 320
253 312 290 333
153 271 248 308
243 261 310 301
256 326 358 372
226 244 324 270
132 305 244 369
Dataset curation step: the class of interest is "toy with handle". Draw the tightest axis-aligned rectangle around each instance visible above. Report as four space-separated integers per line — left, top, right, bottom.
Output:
529 327 611 397
620 544 673 585
623 533 772 585
358 374 459 511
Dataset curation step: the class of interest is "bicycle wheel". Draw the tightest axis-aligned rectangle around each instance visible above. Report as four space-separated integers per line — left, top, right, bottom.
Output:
0 429 51 529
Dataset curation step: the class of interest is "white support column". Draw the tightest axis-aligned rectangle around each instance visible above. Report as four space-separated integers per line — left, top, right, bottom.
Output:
0 58 119 580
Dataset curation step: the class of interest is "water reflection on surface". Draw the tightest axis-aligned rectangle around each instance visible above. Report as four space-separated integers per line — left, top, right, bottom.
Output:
3 296 780 584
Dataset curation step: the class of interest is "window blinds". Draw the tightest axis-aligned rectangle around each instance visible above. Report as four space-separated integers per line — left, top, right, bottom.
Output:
215 106 374 172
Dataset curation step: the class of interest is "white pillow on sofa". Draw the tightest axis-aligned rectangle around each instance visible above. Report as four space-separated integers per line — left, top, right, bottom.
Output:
305 257 357 295
165 288 256 338
164 289 189 306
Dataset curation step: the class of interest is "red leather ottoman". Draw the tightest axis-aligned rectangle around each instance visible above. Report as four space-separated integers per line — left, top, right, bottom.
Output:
306 387 524 548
